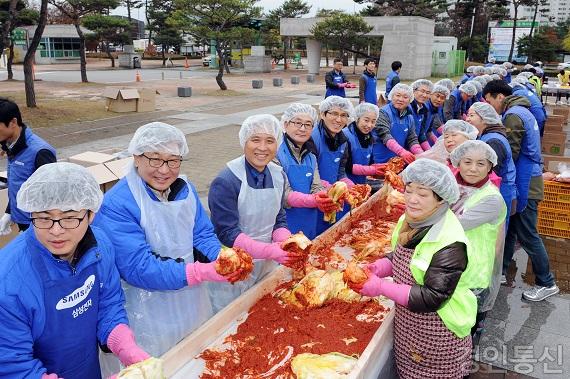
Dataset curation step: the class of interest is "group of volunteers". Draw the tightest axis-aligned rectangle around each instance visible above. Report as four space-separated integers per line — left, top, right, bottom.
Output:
0 54 559 379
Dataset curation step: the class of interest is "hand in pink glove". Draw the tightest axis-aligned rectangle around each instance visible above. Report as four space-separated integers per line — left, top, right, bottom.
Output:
359 277 411 307
234 233 301 267
272 227 292 243
366 258 393 278
339 177 355 188
42 374 62 379
314 191 338 213
371 163 387 177
420 141 431 152
352 164 377 177
186 261 228 286
399 150 415 165
107 324 151 367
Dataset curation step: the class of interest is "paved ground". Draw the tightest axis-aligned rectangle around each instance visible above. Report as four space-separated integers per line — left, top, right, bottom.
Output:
1 62 568 378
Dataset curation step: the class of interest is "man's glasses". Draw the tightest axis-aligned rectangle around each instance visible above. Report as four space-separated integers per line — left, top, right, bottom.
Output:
32 212 89 229
141 154 182 169
289 121 314 130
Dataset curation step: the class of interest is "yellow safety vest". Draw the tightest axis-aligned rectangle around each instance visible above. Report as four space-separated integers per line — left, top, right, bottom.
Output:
391 209 477 338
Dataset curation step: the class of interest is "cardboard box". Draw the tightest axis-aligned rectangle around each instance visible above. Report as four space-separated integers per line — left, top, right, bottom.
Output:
104 157 133 179
552 107 570 120
542 140 565 156
102 87 139 113
542 131 568 143
68 151 116 167
86 164 119 192
136 88 159 113
543 154 570 173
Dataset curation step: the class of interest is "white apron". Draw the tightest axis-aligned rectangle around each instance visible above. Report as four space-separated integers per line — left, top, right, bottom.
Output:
208 156 284 313
100 165 213 376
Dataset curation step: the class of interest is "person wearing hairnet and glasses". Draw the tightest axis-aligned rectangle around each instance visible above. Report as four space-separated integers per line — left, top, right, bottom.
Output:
0 98 56 236
443 82 477 122
373 83 423 165
426 84 450 141
0 163 154 379
93 122 248 371
419 120 479 169
209 114 300 311
467 102 517 227
449 141 507 340
274 104 336 239
312 96 357 234
410 79 435 151
347 159 476 379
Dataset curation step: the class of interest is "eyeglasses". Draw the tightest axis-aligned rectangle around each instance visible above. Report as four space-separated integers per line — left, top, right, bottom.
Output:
141 154 182 169
289 120 314 130
325 111 349 120
32 212 89 230
415 89 432 95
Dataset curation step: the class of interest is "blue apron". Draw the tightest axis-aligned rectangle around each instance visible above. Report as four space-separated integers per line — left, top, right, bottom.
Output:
362 72 377 104
449 89 465 120
373 103 411 163
325 72 346 98
410 101 430 144
32 246 101 379
311 124 349 234
385 70 399 96
343 124 372 184
425 101 439 144
503 106 542 213
277 141 318 239
512 86 546 136
480 132 517 225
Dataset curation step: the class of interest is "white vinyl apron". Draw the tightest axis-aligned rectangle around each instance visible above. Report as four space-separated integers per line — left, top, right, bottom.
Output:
101 164 213 376
208 156 284 313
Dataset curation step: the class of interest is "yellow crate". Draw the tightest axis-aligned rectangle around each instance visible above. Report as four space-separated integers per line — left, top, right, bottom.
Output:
539 200 570 214
538 208 570 223
543 181 570 204
537 224 570 239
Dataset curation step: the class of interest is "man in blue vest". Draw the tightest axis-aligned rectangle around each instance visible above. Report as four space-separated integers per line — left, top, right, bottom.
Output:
443 82 477 122
325 58 352 98
511 76 547 136
483 80 559 301
359 58 378 105
0 98 56 235
385 60 402 97
410 79 434 151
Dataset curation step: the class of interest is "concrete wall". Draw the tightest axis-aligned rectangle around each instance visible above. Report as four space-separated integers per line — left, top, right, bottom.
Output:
280 16 435 80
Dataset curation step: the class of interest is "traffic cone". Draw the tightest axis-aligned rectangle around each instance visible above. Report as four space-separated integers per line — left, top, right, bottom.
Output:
135 70 141 82
184 56 190 69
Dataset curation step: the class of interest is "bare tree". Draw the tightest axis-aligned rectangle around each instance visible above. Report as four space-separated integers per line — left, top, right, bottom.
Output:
24 0 48 108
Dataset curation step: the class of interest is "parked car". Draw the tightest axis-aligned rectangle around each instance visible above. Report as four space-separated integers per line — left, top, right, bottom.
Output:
557 62 570 71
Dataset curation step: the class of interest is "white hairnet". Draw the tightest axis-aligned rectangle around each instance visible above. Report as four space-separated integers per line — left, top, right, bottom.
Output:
466 66 474 73
512 75 529 85
17 162 103 213
473 66 485 75
401 158 460 204
435 78 455 92
489 74 501 81
502 62 514 70
432 84 450 98
498 68 507 77
535 61 543 66
481 74 493 83
354 102 379 120
450 140 498 168
470 102 503 125
388 83 413 101
319 95 356 120
471 80 483 93
459 82 477 97
128 122 189 157
443 120 478 140
281 103 318 126
491 66 502 75
518 71 534 79
483 67 493 75
488 57 496 63
238 114 282 148
473 76 487 86
412 79 434 92
523 64 533 70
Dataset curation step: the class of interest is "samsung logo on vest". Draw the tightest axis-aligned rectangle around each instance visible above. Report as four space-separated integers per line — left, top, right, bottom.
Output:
305 173 312 177
14 160 25 166
56 275 95 310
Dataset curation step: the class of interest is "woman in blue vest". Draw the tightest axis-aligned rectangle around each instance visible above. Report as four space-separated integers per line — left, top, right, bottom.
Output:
93 123 248 374
276 104 337 239
347 159 475 379
324 58 350 98
312 96 356 234
373 83 423 164
410 79 435 151
385 60 402 97
467 102 517 223
343 103 385 184
359 58 377 105
443 82 477 122
450 141 507 338
0 163 153 379
0 98 56 235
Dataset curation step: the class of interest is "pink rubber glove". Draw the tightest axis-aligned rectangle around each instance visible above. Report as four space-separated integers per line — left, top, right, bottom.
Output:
437 125 444 135
360 277 411 307
314 191 339 213
320 179 332 189
352 164 377 176
287 191 318 208
428 133 438 145
339 177 355 187
186 261 227 286
234 233 288 263
42 374 61 379
490 171 502 188
409 144 424 155
337 82 347 88
420 141 431 151
386 138 405 155
107 324 151 367
272 227 292 243
400 150 415 165
366 257 393 278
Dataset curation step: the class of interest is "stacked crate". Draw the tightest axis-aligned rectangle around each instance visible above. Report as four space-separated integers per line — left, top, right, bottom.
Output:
542 106 570 172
